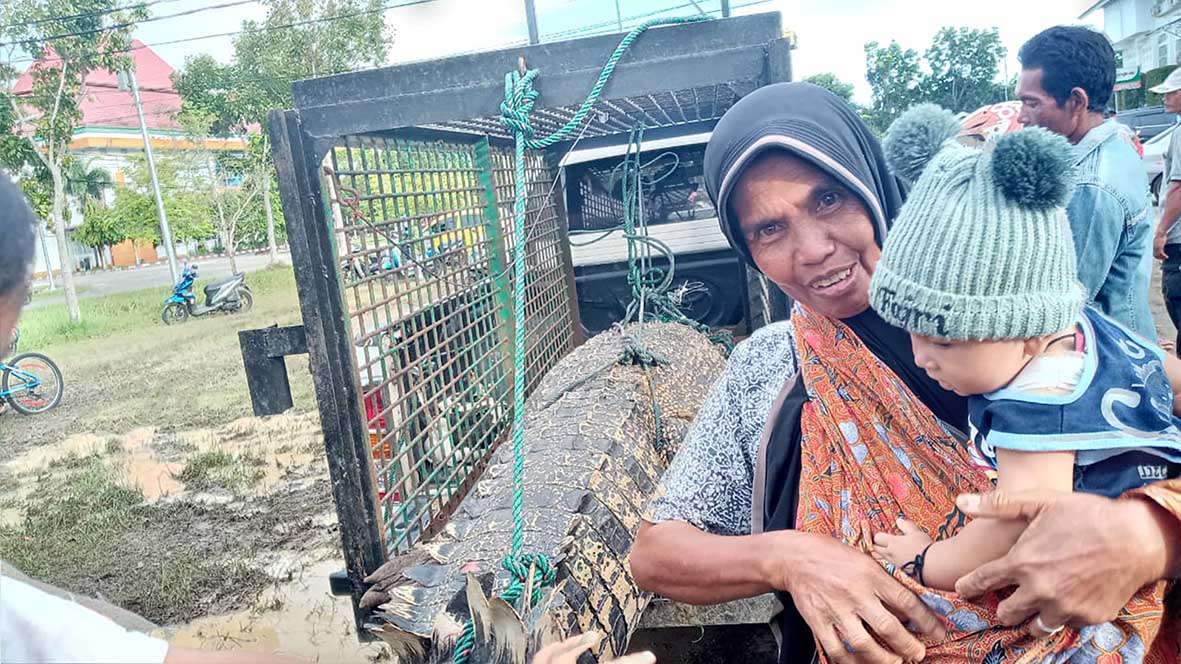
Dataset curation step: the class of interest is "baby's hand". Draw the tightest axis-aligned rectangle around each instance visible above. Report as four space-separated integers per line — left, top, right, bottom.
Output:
873 518 933 568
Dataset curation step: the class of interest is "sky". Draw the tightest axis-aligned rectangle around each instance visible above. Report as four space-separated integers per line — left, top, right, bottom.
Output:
133 0 1103 104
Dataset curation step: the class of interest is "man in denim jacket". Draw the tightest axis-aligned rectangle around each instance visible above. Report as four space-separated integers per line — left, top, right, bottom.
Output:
1016 26 1155 339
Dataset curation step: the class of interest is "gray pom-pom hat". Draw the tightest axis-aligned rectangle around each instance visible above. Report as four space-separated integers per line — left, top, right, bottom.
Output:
869 104 1086 341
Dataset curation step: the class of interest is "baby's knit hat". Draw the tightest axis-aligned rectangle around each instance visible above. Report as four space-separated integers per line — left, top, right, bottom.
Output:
868 104 1086 341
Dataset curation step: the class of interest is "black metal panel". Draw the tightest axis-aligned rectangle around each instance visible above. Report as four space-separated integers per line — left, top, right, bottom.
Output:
766 36 793 87
268 109 386 635
289 13 781 139
238 324 308 417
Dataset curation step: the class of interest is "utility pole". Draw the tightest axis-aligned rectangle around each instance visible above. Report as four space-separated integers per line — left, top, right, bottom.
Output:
524 0 539 45
614 0 623 30
721 0 731 17
1003 57 1010 102
118 67 179 285
38 221 55 290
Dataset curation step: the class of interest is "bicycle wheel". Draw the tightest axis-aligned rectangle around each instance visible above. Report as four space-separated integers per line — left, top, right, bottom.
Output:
3 352 63 415
162 302 189 325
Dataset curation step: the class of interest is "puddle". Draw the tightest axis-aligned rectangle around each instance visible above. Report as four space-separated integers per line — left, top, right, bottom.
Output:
2 411 364 660
122 428 184 500
4 412 324 501
161 554 386 663
6 431 110 475
0 507 21 528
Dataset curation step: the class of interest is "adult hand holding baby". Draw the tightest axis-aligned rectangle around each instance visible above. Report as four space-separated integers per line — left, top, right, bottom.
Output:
955 490 1179 630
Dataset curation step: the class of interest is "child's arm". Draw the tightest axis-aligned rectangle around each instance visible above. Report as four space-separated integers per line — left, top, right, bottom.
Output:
874 449 1074 591
1163 352 1181 417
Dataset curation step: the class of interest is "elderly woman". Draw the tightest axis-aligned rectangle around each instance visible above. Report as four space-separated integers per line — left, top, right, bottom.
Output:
629 83 1181 664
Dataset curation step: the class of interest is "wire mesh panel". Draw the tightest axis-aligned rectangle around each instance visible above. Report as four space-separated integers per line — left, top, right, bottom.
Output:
429 81 761 142
320 134 576 555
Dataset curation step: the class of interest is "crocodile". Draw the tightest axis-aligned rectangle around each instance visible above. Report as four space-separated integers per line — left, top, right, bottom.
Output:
358 322 727 663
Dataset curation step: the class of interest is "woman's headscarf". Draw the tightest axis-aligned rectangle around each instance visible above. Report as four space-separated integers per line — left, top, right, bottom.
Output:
703 82 905 267
703 82 965 431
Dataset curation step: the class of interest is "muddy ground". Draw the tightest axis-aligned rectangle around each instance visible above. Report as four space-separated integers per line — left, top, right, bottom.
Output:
0 410 385 662
0 268 384 662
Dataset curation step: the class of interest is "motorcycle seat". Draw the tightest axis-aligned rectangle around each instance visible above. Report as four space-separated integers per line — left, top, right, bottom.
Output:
203 275 240 298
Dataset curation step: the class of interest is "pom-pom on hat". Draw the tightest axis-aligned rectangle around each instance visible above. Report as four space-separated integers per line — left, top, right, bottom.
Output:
868 104 1085 341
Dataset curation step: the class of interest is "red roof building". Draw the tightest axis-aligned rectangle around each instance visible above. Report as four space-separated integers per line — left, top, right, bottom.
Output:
13 40 183 132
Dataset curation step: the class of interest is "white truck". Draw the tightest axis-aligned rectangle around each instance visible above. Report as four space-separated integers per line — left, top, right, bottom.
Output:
561 125 786 336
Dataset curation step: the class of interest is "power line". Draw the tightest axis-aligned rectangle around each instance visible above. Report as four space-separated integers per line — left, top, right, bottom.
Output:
1 0 259 48
0 0 188 33
447 0 772 58
542 0 770 41
10 0 772 118
6 0 432 64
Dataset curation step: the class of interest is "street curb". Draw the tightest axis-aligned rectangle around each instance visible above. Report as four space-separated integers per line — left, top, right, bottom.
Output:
88 247 290 274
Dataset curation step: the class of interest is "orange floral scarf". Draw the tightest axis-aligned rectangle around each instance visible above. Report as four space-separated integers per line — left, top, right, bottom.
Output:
791 307 1168 664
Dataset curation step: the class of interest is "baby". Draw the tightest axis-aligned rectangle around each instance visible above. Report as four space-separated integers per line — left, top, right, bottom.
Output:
867 105 1181 596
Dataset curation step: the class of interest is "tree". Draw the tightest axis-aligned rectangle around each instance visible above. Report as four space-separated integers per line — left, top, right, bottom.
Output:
169 109 265 273
63 157 111 207
804 73 855 103
0 0 144 323
63 157 111 267
77 153 216 265
122 153 215 248
864 28 1011 135
173 0 391 265
231 0 390 102
864 41 923 134
918 27 1007 114
13 173 58 288
73 201 125 262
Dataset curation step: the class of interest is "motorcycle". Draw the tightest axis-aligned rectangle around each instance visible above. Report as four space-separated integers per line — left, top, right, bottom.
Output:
161 264 253 325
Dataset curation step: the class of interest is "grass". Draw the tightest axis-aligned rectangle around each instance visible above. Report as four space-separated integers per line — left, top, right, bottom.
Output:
0 267 342 630
174 449 266 492
19 267 298 350
1 266 315 452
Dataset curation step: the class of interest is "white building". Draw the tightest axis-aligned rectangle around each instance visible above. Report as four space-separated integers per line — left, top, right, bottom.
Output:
1084 0 1181 74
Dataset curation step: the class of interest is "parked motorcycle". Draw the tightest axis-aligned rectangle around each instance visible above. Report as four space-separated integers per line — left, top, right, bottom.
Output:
161 264 252 325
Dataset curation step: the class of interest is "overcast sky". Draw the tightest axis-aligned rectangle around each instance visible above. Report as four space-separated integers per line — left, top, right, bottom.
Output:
136 0 1102 104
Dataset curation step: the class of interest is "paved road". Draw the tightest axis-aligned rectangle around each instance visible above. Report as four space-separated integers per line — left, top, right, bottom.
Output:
27 251 289 309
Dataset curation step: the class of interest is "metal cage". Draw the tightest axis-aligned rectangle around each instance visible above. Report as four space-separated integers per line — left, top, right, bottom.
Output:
268 11 792 631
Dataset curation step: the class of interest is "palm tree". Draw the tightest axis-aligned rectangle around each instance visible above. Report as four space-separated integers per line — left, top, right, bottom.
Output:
64 158 112 208
64 159 114 267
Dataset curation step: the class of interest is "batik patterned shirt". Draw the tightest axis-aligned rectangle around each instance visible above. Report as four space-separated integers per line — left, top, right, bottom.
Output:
645 320 798 535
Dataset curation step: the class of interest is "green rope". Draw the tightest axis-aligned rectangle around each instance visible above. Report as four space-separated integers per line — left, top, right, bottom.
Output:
500 16 707 151
613 125 735 354
452 16 706 664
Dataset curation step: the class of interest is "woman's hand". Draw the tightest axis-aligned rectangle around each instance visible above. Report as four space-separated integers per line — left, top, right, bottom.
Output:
954 491 1175 629
532 633 655 664
872 518 932 569
769 531 946 664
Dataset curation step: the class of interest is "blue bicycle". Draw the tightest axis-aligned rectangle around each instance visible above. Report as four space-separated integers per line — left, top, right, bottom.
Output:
2 328 63 415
